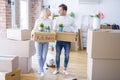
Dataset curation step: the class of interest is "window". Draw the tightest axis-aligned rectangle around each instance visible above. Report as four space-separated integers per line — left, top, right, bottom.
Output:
79 0 100 4
11 0 29 29
11 0 16 28
20 0 29 29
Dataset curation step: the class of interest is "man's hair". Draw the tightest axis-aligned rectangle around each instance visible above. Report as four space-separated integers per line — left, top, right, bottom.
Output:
59 4 67 11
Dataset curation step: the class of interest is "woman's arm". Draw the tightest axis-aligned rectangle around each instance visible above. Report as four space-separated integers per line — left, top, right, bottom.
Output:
31 19 39 39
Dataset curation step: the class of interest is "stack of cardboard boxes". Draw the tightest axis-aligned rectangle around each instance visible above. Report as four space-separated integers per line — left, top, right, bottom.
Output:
0 29 76 75
0 56 20 80
87 29 120 80
0 29 35 74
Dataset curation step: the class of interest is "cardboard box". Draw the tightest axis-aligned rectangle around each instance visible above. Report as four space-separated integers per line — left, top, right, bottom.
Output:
7 28 31 41
56 32 76 42
0 56 18 72
0 69 21 80
87 58 120 80
0 40 35 57
87 29 120 59
78 29 83 50
70 42 79 51
100 26 112 29
19 57 32 74
33 32 56 42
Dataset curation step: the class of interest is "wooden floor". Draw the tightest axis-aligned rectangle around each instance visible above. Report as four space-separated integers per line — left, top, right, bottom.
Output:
21 50 87 80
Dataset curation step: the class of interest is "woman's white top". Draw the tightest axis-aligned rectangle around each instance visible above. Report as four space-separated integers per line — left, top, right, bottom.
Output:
31 18 53 34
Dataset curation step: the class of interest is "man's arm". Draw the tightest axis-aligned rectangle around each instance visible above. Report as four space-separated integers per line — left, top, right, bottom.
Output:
53 19 58 32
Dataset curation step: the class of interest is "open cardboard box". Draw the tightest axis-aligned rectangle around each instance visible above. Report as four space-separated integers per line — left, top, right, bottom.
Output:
33 32 56 42
56 32 76 42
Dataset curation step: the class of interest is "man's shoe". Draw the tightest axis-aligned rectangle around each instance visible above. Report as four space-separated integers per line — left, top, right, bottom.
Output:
63 70 69 75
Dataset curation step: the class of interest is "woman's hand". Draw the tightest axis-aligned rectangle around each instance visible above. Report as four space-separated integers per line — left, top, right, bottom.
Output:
31 34 34 40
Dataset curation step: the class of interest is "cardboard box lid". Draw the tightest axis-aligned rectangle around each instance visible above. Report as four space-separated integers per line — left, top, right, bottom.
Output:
0 55 18 60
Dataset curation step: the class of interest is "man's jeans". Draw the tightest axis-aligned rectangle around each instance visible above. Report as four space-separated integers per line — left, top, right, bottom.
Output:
55 41 71 68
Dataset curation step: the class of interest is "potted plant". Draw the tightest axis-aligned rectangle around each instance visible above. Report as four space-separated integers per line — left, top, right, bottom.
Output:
45 26 51 32
69 12 75 18
90 12 104 19
39 22 44 31
90 12 104 30
58 23 64 32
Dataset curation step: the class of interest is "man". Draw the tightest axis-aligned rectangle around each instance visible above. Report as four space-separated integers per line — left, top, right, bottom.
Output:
53 4 77 75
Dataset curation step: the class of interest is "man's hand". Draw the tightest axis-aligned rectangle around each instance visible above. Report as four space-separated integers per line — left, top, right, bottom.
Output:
75 32 78 37
54 30 57 32
75 32 78 41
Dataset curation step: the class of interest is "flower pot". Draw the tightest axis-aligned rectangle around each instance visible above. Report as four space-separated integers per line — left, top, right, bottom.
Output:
58 27 63 32
92 17 101 30
46 29 50 32
38 27 44 32
45 28 50 32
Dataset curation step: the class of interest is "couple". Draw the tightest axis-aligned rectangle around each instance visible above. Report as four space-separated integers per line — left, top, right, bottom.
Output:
31 4 77 76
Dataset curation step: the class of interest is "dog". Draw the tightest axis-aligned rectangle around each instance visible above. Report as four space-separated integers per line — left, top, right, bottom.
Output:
44 52 55 69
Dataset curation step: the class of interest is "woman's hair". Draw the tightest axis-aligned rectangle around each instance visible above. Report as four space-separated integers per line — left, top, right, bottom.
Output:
39 8 50 19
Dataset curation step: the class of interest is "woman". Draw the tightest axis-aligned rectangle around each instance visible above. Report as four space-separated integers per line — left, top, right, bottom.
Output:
31 8 52 76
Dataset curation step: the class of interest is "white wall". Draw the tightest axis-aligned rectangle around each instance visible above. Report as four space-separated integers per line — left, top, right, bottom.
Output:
44 0 120 28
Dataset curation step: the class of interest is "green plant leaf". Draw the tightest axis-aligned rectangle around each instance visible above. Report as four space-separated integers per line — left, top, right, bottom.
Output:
59 23 63 27
39 22 44 28
69 12 75 18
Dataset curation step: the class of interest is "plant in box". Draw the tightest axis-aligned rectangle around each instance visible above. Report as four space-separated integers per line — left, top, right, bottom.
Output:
58 23 64 32
45 26 51 32
39 22 44 31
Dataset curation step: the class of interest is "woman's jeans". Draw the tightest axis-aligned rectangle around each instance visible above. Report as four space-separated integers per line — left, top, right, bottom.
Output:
55 41 71 69
35 42 49 72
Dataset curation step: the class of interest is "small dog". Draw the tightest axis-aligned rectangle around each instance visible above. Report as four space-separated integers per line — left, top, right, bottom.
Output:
44 52 55 69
